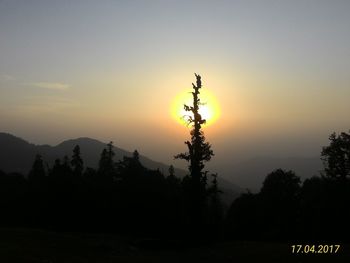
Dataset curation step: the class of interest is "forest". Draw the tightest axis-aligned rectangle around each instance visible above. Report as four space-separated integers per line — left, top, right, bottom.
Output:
1 75 350 244
1 131 350 243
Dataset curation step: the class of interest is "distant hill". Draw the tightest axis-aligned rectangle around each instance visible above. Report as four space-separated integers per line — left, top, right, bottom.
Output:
0 132 242 205
226 156 323 192
0 132 184 176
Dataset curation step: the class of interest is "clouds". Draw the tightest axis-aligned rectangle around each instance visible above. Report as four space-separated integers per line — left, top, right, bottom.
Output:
27 82 71 90
0 74 15 82
0 75 75 115
0 73 71 91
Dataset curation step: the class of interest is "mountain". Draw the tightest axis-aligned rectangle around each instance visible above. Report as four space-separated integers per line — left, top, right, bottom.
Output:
0 132 185 176
1 132 324 202
226 156 323 192
0 132 242 204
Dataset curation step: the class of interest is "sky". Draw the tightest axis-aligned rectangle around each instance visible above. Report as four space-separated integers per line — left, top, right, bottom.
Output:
1 0 350 172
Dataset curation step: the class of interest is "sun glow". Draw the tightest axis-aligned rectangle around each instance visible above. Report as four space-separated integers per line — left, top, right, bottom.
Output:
171 89 220 127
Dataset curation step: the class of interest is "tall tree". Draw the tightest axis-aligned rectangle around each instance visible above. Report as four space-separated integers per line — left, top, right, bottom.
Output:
175 73 214 188
207 173 223 236
28 154 46 182
98 141 115 178
71 145 84 176
62 155 72 173
260 169 301 238
168 165 175 178
174 73 215 231
117 149 145 180
321 131 350 180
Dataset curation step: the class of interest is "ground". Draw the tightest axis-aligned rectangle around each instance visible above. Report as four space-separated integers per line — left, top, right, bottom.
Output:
0 228 349 263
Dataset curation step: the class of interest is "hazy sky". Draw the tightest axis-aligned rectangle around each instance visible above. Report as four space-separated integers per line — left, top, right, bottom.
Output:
1 0 350 171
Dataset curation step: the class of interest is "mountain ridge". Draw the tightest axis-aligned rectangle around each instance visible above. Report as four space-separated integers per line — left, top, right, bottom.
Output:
0 132 181 175
0 132 243 205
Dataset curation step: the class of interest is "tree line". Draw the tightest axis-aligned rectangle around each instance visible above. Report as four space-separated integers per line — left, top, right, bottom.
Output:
226 131 350 242
1 130 349 241
0 142 221 239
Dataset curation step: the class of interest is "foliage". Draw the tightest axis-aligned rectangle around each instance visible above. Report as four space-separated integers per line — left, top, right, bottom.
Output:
71 145 84 176
174 74 214 187
98 141 115 180
321 131 350 180
226 169 301 240
260 169 301 200
226 143 350 242
174 74 220 236
28 154 46 182
0 143 187 236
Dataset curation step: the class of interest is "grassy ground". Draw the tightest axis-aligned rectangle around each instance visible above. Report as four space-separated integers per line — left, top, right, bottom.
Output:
0 228 349 263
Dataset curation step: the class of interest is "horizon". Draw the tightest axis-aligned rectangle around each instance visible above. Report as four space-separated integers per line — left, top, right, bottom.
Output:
0 130 325 192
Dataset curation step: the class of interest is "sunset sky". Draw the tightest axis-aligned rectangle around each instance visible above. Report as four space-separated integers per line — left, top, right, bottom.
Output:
1 0 350 171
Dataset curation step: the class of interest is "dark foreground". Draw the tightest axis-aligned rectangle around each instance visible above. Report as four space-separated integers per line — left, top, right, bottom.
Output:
1 228 349 263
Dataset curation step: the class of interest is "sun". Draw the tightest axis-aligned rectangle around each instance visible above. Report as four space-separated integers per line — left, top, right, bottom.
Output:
171 89 220 127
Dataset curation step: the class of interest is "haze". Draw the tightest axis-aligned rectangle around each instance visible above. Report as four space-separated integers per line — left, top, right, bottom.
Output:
1 1 350 183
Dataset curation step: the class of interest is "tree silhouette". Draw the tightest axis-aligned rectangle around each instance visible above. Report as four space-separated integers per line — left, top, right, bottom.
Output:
174 73 216 234
117 149 145 180
260 169 301 239
98 141 115 178
27 154 48 227
260 169 301 199
71 145 84 176
226 169 301 240
28 154 46 182
132 149 139 161
175 74 214 185
225 192 261 239
62 155 72 174
51 158 62 176
321 131 350 180
168 164 175 177
207 173 224 237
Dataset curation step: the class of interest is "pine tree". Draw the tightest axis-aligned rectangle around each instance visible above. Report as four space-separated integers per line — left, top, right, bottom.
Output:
117 149 144 179
174 73 215 232
62 155 72 173
98 141 115 178
107 141 115 164
207 173 223 232
175 73 214 186
132 150 140 162
50 158 62 177
168 165 175 178
28 154 46 182
71 145 84 176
